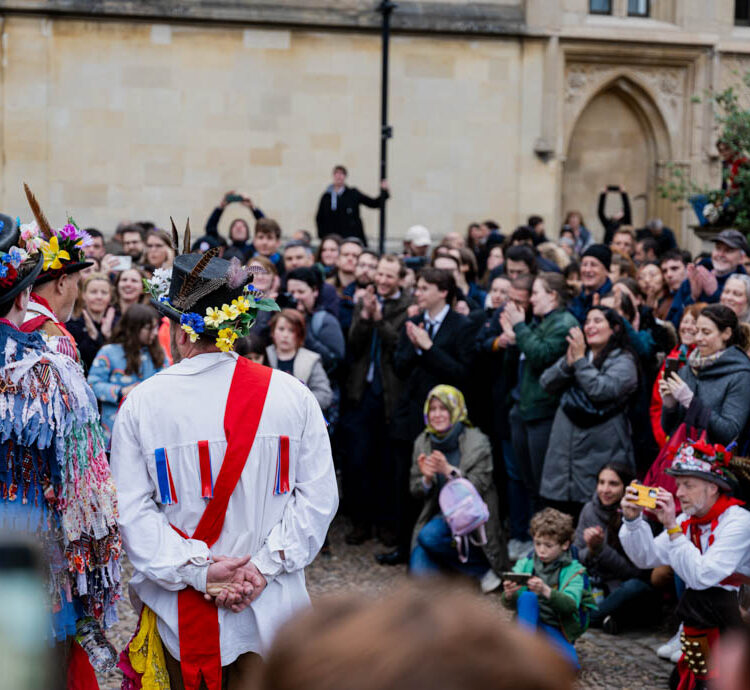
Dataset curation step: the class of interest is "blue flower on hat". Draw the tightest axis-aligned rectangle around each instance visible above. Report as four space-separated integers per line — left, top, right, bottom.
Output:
180 312 205 334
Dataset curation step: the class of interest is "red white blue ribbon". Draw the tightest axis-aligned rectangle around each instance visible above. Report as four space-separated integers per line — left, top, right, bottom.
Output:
198 440 213 500
155 447 178 505
274 436 290 496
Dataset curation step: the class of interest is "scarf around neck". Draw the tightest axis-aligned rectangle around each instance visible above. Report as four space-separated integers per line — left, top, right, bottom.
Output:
681 493 745 552
532 550 573 588
688 346 726 374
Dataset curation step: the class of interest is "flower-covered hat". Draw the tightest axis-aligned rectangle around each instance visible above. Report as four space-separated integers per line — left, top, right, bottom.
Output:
144 219 279 352
0 214 43 305
666 439 736 493
23 183 93 285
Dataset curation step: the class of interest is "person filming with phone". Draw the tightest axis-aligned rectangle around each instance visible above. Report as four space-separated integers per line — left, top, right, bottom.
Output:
659 304 750 446
619 439 750 690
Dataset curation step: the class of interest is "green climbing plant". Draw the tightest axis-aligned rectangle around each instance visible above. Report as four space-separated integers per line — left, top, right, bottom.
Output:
659 71 750 233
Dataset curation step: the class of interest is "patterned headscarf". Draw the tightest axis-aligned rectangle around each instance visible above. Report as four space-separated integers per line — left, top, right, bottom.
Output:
423 384 472 437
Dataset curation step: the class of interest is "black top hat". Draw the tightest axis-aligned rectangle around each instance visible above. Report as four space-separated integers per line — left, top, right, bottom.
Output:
152 251 251 329
0 217 44 305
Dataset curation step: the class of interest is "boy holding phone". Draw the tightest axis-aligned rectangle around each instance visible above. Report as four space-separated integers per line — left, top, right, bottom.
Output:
501 508 593 669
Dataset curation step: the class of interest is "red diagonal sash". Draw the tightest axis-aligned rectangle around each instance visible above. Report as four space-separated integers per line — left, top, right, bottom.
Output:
171 357 272 690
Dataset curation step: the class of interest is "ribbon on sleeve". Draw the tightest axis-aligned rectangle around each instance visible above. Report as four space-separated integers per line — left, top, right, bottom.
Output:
274 436 290 496
155 447 178 505
198 440 213 500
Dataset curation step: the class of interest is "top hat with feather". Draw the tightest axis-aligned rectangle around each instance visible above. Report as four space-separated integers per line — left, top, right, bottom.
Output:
144 218 279 351
22 184 93 285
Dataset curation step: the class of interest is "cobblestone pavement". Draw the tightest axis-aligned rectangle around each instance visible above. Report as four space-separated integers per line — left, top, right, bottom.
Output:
99 517 675 689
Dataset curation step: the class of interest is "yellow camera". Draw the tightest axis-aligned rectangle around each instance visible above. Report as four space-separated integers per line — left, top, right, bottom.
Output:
628 483 659 509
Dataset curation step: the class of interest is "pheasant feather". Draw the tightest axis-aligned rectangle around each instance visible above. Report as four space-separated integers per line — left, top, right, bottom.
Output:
173 246 219 308
23 183 53 239
170 217 180 256
182 218 191 256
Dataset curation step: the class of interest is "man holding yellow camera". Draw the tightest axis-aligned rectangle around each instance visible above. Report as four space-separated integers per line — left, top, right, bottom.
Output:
618 439 750 690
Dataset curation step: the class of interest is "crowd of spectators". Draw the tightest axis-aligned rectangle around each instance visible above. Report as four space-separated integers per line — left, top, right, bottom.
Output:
64 166 750 684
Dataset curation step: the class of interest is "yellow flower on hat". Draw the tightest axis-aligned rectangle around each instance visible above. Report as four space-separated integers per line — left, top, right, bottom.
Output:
216 327 238 353
232 296 250 314
221 303 240 320
204 306 227 329
41 236 71 271
181 324 199 343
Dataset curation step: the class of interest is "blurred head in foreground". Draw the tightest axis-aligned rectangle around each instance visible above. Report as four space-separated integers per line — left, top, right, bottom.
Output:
255 583 575 690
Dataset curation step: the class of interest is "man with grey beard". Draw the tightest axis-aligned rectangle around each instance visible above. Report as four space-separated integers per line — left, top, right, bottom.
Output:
618 439 750 690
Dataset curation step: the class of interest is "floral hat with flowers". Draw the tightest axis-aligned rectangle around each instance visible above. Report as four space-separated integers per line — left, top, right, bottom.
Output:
0 213 43 305
143 218 279 352
21 183 92 285
666 438 737 493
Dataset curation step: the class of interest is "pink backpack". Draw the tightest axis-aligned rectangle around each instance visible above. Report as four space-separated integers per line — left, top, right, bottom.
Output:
438 475 489 562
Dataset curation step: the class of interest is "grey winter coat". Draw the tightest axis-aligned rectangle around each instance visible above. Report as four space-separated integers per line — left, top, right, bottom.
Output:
661 345 750 445
409 427 508 574
539 349 638 503
265 346 333 411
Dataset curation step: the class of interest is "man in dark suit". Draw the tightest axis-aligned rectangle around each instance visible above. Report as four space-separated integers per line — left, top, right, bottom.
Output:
341 255 412 545
376 267 473 565
315 165 389 245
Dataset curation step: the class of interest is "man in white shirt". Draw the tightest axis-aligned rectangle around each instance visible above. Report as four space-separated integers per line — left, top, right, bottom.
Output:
112 242 338 689
619 440 750 690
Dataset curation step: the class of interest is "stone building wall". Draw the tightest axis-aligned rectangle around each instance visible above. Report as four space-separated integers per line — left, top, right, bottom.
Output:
0 1 746 247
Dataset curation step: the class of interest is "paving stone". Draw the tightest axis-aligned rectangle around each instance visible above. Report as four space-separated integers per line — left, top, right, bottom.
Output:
97 517 677 689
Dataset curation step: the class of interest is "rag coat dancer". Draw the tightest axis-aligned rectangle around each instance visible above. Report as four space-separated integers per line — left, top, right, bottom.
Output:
112 223 338 689
0 203 121 688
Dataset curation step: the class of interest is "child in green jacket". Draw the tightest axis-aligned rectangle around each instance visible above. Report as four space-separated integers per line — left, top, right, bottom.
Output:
501 508 593 669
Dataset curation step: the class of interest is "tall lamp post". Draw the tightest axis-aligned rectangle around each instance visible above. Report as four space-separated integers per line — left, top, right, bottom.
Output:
377 0 395 255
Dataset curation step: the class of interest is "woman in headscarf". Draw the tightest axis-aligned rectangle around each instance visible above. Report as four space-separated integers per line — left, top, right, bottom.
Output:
409 385 508 587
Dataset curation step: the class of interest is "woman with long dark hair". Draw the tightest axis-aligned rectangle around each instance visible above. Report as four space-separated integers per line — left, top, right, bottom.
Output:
573 463 657 634
88 304 167 441
538 307 639 518
660 303 750 445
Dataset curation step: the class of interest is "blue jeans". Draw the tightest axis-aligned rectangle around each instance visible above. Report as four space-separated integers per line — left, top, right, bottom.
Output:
502 439 531 542
410 515 490 579
516 591 580 670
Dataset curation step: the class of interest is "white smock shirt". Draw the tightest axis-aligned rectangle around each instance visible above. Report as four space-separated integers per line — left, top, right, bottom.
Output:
110 351 339 665
618 506 750 591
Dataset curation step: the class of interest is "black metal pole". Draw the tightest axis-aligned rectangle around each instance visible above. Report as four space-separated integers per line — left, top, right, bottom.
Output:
377 1 395 255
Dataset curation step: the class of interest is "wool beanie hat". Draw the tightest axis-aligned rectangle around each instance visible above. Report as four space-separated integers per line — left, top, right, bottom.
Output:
582 244 612 271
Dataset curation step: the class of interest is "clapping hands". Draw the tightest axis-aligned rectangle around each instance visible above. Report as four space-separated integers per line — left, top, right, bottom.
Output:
686 264 718 301
406 320 433 350
583 525 605 553
417 450 452 484
565 326 586 366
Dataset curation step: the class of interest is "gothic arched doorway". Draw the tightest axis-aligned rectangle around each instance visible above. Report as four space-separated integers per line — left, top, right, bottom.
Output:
562 77 672 242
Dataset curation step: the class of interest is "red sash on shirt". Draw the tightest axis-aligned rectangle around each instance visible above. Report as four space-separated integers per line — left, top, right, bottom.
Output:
171 357 272 690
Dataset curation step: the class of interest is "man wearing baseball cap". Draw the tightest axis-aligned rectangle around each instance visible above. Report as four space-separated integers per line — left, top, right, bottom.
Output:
681 228 749 305
569 243 612 323
619 440 750 689
403 225 432 258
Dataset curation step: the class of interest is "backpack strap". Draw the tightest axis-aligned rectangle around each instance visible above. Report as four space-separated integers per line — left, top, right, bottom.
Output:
559 567 585 593
456 535 469 563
